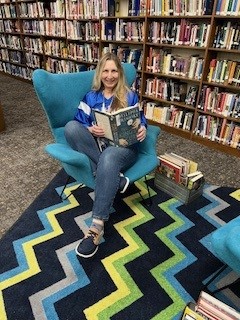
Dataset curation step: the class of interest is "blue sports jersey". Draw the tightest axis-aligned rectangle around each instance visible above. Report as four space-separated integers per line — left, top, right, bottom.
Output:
74 90 147 128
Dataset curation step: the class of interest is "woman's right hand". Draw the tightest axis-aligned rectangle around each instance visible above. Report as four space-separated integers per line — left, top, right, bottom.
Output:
88 124 105 137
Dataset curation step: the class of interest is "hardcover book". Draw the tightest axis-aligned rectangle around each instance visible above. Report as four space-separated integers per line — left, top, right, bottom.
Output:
92 105 141 148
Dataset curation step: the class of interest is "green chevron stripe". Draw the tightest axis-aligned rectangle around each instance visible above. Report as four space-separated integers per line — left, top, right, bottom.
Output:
151 199 186 319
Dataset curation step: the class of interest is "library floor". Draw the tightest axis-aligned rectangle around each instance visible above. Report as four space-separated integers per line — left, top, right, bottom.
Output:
0 73 239 239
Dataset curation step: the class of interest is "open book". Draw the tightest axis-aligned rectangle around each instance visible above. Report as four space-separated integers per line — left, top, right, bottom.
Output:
92 105 141 148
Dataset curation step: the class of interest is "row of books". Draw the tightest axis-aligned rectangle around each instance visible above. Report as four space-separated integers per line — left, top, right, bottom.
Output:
2 19 21 33
146 48 204 80
213 22 240 50
128 0 146 16
68 43 99 63
198 86 240 119
0 3 17 19
101 20 145 42
216 0 240 15
0 0 115 20
148 20 210 47
66 20 100 41
23 37 42 53
157 153 203 190
33 0 64 19
57 0 115 19
182 291 240 320
147 0 214 16
45 57 88 74
0 61 32 80
25 52 40 68
208 59 240 86
145 78 198 106
103 45 143 71
3 18 100 40
145 102 194 131
0 34 23 50
194 116 240 148
0 49 23 64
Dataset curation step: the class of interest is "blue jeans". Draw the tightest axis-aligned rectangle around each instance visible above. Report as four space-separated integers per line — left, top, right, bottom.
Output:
64 120 138 221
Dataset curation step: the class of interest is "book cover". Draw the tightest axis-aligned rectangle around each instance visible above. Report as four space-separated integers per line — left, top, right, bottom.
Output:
187 173 204 190
93 105 141 148
157 156 182 183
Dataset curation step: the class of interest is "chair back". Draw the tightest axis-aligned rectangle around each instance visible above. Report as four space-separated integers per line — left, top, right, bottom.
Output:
32 64 137 141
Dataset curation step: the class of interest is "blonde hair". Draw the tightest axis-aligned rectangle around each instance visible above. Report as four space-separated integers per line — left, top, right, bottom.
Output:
92 52 130 111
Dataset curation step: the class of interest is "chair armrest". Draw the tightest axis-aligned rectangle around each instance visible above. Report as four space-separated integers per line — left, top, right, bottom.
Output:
45 143 90 168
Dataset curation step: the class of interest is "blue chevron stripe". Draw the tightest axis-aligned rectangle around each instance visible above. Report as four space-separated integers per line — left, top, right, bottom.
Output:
162 200 197 320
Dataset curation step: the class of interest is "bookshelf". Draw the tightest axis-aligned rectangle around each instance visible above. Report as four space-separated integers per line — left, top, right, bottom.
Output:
0 0 240 157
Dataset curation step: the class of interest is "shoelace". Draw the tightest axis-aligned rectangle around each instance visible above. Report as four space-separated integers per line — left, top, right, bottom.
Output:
86 229 98 240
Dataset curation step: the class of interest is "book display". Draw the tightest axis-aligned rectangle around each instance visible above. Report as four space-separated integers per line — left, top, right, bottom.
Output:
154 153 204 203
0 0 240 156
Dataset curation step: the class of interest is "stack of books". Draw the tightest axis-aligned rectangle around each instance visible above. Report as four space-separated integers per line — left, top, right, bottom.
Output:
182 291 240 320
157 152 204 190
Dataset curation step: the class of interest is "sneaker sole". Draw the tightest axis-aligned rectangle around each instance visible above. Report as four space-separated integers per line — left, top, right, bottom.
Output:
75 244 99 258
120 177 130 194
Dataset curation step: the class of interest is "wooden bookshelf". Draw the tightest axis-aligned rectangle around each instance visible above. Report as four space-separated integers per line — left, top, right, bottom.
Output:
0 0 239 157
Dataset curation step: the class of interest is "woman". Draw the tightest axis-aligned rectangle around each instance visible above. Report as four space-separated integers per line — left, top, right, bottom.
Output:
64 52 147 258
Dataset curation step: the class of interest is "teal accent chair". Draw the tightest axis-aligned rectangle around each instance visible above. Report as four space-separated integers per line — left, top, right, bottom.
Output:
32 65 160 199
205 216 240 294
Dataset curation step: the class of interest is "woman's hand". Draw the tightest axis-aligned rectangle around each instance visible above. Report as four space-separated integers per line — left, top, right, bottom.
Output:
137 125 147 142
88 124 105 137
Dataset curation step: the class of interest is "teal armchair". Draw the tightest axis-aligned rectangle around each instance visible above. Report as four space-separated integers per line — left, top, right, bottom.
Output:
32 65 160 199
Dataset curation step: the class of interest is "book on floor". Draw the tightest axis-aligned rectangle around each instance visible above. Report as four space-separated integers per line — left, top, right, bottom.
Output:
92 105 140 148
182 292 240 320
196 291 240 320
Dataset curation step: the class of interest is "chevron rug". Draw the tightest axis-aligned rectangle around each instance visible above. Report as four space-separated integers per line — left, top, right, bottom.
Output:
0 170 239 320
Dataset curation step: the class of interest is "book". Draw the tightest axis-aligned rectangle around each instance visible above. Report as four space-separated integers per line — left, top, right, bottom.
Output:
92 105 141 148
157 156 182 183
182 305 205 320
187 172 204 190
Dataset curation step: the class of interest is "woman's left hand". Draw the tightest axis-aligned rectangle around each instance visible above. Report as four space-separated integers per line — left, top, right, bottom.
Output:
137 125 147 142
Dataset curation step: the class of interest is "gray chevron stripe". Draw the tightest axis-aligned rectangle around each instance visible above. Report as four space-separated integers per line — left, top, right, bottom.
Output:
204 185 230 225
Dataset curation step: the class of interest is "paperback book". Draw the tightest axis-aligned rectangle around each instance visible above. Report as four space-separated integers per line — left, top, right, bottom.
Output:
92 105 141 149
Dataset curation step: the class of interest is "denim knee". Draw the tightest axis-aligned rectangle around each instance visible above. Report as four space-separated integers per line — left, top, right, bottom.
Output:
64 120 81 139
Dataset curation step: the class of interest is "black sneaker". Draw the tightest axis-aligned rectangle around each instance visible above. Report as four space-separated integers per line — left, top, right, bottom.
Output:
119 176 130 194
75 227 104 258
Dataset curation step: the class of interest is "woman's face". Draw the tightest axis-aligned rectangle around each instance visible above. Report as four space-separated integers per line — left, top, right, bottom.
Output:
101 60 119 91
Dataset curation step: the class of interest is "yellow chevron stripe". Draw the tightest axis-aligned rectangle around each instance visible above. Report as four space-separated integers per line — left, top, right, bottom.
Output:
0 184 81 320
230 189 240 201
